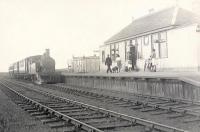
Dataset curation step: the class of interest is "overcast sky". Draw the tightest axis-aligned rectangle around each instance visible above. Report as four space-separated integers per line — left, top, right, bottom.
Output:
0 0 199 71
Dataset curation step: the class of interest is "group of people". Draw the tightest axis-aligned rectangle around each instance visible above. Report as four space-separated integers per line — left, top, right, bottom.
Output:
105 49 157 73
105 54 121 73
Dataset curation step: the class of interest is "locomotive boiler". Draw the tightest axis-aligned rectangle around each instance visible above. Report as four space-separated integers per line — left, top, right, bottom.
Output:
8 49 61 84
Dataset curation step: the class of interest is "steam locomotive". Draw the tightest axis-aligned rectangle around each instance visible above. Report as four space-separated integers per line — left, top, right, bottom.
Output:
8 49 61 84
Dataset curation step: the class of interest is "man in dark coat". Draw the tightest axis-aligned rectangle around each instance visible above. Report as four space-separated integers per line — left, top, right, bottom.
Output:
105 54 112 73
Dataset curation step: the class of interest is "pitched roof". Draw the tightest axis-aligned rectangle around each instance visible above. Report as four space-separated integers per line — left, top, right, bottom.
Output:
105 7 200 44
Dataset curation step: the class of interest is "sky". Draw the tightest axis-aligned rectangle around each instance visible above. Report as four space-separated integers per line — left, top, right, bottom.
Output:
0 0 199 71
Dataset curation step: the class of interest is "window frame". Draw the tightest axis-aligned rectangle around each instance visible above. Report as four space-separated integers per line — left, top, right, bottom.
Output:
125 41 127 61
110 43 119 61
159 31 168 58
136 37 143 59
151 31 168 59
144 35 149 46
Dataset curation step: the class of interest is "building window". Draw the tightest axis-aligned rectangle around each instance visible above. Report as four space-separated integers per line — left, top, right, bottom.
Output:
125 41 130 61
115 43 119 56
137 37 143 59
160 32 168 58
125 41 127 61
110 43 119 61
144 35 149 46
152 31 168 58
152 33 159 58
132 39 136 45
102 50 105 62
110 44 115 60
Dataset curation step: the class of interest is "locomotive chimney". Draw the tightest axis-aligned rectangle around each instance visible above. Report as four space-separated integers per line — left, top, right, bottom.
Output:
45 49 50 56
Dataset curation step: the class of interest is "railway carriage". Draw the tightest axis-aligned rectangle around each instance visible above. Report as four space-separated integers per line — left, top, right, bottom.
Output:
9 49 61 84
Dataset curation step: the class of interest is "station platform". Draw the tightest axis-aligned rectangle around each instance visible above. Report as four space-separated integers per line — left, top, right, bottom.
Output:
62 71 200 87
61 71 200 102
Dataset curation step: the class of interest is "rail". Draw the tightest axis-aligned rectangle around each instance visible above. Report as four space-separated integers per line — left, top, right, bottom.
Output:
1 79 187 132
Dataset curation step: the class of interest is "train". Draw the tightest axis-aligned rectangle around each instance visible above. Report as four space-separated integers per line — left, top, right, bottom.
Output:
8 49 61 84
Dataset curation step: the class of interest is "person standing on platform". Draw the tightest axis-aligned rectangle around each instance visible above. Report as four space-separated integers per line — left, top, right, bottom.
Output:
116 54 122 72
105 54 112 73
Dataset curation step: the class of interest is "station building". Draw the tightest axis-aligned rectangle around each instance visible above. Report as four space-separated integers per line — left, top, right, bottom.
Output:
99 7 200 72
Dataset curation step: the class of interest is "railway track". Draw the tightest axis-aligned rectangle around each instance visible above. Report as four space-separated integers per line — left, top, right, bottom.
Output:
6 79 200 124
6 79 200 128
0 79 186 132
32 83 200 127
46 83 200 120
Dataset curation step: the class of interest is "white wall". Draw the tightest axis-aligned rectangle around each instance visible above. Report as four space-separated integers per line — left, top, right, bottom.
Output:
136 24 200 71
160 24 200 71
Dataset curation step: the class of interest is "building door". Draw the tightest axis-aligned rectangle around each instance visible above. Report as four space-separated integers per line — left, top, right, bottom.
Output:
129 45 137 69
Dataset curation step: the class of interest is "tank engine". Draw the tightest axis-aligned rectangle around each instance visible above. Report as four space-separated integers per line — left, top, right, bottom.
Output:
9 49 61 84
